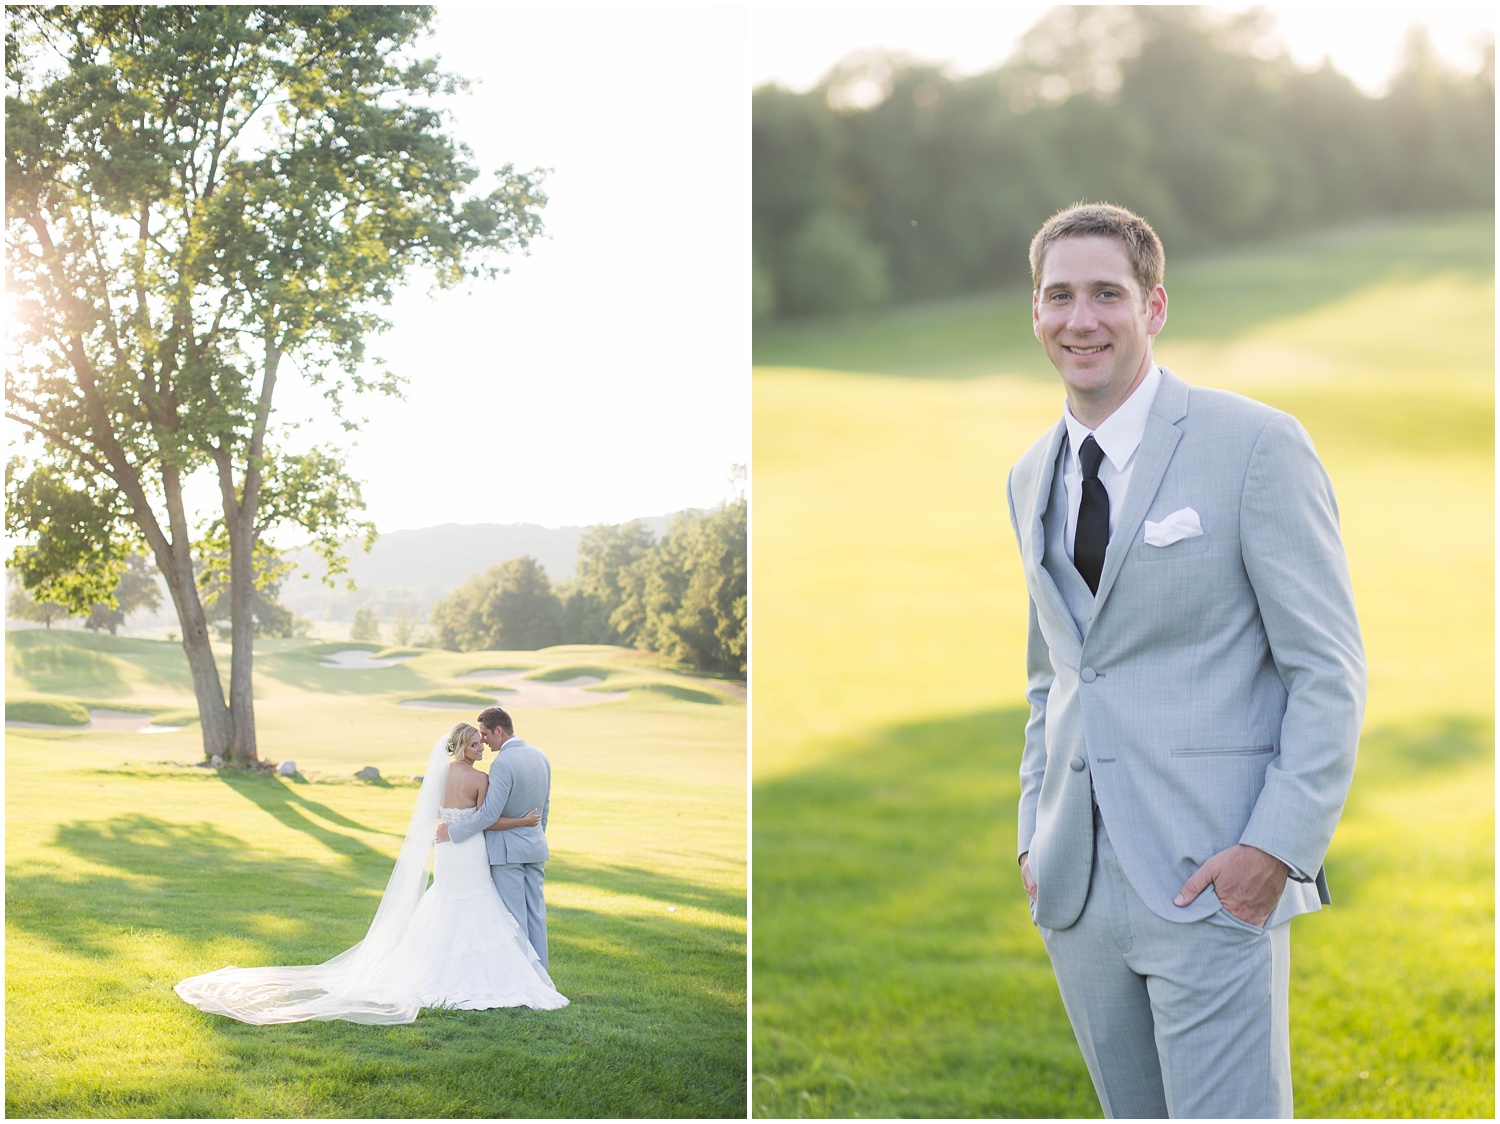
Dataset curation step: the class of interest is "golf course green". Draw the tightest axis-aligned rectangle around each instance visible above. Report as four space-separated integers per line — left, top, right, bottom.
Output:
752 212 1493 1117
6 632 746 1117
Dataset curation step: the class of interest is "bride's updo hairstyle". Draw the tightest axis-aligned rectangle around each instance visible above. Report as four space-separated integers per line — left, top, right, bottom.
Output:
446 722 480 760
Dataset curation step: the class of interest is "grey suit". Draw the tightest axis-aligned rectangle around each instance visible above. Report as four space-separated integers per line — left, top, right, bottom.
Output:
1007 368 1365 1116
447 736 553 967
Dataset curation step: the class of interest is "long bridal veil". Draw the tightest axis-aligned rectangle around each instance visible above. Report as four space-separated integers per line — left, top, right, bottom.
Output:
174 736 452 1024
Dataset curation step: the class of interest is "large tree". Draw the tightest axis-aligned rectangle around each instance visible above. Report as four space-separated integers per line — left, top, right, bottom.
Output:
5 6 545 762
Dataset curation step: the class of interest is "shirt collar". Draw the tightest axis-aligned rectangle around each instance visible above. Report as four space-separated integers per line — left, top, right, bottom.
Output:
1063 364 1162 473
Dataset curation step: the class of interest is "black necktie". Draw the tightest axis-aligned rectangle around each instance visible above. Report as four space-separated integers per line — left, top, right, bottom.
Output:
1075 435 1108 595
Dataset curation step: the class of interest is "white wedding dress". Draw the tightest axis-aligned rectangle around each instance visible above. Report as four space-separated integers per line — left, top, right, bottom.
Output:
396 806 567 1011
174 738 567 1024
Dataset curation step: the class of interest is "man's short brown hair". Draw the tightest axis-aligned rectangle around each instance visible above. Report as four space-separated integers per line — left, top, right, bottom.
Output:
1029 202 1165 300
477 706 514 735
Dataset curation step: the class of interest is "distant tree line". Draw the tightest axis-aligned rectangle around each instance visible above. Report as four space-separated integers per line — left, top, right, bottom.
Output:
7 555 160 634
12 497 750 679
6 548 314 639
754 5 1495 320
424 498 747 676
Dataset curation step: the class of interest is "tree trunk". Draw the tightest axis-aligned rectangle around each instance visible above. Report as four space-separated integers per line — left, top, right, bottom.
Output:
154 541 233 757
225 506 259 766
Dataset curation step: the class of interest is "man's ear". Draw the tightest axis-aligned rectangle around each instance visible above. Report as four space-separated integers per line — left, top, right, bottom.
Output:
1146 285 1168 336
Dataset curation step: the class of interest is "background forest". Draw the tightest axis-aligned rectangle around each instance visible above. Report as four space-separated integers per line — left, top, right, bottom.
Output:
753 5 1494 320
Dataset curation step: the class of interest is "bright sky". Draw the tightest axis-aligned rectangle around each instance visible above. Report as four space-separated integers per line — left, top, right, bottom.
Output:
10 4 1494 541
277 4 750 534
749 2 1495 94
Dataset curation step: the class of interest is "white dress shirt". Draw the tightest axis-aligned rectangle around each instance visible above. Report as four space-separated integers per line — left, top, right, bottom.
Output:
1060 364 1163 565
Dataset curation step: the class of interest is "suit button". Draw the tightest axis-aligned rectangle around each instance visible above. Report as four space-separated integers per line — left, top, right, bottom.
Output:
1081 667 1097 683
1070 757 1085 772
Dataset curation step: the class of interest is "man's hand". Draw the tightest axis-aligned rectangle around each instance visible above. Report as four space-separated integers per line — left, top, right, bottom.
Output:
435 822 451 844
1175 844 1289 926
1019 851 1037 903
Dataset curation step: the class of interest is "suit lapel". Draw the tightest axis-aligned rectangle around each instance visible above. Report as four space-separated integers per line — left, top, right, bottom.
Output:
1024 421 1085 650
1091 368 1190 612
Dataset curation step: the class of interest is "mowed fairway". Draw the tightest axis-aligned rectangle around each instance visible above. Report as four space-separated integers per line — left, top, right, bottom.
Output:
6 633 745 1117
752 213 1493 1117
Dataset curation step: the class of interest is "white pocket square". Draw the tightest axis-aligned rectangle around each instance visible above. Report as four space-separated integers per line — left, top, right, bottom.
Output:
1143 507 1204 547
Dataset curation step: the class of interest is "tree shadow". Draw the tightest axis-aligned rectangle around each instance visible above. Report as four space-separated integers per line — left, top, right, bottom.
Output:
752 705 1088 1117
549 856 745 921
1318 711 1493 908
215 770 406 843
8 813 385 962
626 683 730 706
5 802 745 1119
1348 713 1492 785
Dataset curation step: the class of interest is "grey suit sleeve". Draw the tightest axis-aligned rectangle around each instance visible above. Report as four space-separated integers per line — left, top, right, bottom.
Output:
1236 413 1366 876
448 757 514 845
1009 469 1052 862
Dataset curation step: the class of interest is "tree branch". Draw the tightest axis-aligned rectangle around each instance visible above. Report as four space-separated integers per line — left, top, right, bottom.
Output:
4 411 115 479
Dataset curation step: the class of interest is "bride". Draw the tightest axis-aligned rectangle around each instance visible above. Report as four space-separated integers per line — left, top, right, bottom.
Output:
174 722 568 1023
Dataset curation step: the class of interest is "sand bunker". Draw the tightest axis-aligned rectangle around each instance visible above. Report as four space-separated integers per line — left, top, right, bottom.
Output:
319 649 415 670
6 708 184 733
402 669 626 712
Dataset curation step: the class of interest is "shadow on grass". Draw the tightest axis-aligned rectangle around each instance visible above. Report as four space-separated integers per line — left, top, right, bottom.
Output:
624 683 730 706
752 705 1093 1118
8 813 384 963
217 770 406 842
752 704 1492 1118
6 796 746 1117
550 856 745 921
11 775 743 984
1350 713 1492 783
1317 711 1493 914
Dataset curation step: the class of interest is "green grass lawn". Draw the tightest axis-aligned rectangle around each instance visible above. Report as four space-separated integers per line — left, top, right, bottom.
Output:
6 634 746 1118
752 212 1494 1117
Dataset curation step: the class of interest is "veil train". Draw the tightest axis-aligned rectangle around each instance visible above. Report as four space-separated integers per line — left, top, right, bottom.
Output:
174 736 452 1025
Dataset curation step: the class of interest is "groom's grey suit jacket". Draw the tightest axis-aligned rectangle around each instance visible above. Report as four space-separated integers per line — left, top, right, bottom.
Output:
1007 368 1365 932
448 737 551 865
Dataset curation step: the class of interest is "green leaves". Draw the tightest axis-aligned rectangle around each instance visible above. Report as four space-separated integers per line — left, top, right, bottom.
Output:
5 460 134 612
575 504 748 677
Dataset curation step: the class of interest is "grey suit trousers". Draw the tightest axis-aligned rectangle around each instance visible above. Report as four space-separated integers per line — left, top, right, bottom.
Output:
1038 808 1292 1119
492 862 548 968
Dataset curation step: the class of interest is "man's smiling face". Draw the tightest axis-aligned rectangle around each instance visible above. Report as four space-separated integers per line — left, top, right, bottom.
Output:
1032 234 1167 426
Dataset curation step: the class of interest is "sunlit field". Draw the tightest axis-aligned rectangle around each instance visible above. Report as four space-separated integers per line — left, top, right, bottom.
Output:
751 213 1493 1117
6 635 746 1118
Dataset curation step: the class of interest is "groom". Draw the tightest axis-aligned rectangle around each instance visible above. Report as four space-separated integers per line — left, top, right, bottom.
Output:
1008 202 1364 1116
436 705 553 967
